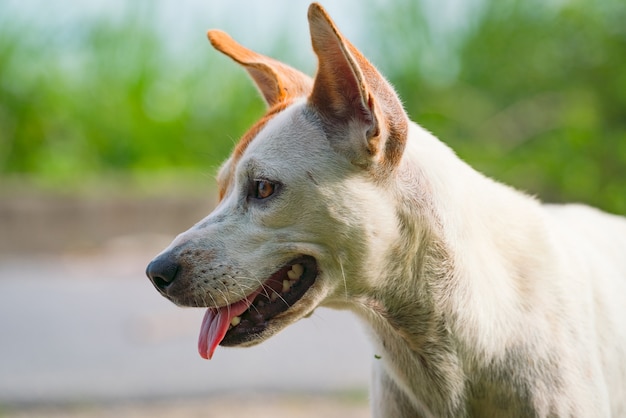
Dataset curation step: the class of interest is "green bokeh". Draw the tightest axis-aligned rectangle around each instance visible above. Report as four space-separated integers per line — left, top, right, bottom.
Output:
0 0 624 213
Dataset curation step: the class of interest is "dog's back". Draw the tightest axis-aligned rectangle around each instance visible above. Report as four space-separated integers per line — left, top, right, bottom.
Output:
544 204 626 414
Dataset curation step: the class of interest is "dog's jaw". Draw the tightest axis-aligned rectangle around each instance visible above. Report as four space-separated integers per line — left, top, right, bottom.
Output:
197 255 319 359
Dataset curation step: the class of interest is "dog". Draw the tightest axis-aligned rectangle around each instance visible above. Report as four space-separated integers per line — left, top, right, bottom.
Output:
146 3 626 416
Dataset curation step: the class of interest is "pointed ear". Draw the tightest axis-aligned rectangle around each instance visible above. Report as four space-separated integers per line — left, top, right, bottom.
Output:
307 3 408 170
208 30 313 107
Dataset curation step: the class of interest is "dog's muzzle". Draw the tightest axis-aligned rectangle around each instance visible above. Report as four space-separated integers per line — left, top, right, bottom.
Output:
146 249 319 360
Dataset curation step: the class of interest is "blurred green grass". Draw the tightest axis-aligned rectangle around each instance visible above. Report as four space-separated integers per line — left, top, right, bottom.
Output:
1 0 624 212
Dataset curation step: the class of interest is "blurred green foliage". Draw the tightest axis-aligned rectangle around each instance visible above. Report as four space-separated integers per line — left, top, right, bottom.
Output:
370 0 626 213
0 3 264 191
0 0 624 213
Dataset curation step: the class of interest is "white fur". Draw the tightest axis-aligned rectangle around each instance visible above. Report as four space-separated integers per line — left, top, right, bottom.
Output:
152 101 626 416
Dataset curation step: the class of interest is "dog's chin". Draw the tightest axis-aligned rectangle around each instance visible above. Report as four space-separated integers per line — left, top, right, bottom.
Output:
218 255 320 348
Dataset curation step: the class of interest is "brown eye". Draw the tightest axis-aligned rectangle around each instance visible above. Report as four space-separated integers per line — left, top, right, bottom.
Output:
254 180 275 199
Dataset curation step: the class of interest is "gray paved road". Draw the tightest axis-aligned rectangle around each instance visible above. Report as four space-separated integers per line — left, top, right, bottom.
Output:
0 241 372 405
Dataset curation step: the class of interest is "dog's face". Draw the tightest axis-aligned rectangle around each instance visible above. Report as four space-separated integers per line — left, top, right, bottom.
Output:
149 101 384 358
146 3 409 359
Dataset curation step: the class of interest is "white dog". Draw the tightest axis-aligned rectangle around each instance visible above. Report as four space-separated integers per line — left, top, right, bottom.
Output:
147 3 626 416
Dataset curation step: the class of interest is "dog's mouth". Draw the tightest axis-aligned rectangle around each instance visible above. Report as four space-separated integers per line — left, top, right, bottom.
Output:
198 255 318 359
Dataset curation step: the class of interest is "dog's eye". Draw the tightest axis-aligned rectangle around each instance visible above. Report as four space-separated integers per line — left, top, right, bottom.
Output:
252 180 275 200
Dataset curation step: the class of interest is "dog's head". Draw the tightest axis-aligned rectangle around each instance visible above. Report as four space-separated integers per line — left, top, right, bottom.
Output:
146 3 409 359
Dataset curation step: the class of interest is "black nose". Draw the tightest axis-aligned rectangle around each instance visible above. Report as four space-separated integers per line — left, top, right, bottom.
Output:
146 254 180 292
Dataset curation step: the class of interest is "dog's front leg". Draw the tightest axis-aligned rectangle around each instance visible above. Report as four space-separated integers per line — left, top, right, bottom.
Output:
371 362 433 418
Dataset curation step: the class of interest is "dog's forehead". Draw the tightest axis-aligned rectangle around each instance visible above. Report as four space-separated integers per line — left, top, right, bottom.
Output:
216 101 293 199
243 101 325 162
217 100 327 199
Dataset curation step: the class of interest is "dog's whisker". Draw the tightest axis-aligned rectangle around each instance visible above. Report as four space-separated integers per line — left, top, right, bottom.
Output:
198 293 207 308
217 279 234 300
214 287 231 317
206 292 219 310
252 276 272 301
229 276 263 314
267 284 290 308
339 258 348 301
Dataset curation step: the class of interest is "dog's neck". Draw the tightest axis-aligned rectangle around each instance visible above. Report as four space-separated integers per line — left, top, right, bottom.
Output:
347 122 555 414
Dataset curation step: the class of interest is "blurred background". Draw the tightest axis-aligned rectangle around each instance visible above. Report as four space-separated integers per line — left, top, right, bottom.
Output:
0 0 624 416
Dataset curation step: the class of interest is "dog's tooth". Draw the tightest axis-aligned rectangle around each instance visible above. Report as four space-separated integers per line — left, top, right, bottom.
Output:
292 263 304 277
230 316 241 327
288 263 304 280
282 279 292 293
270 292 279 301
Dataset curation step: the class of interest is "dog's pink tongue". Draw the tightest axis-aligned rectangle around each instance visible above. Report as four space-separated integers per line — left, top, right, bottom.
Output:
198 296 257 360
198 308 230 360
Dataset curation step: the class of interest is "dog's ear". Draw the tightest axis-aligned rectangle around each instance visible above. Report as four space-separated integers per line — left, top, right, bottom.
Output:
208 30 313 107
307 3 408 170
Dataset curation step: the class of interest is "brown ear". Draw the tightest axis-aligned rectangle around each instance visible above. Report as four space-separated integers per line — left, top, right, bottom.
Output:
208 30 313 107
307 3 408 169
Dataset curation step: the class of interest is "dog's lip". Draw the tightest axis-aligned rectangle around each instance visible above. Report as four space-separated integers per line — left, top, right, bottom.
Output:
197 255 318 359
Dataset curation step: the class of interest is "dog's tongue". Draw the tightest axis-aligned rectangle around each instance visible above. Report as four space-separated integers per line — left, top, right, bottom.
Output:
198 291 260 360
198 308 230 360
